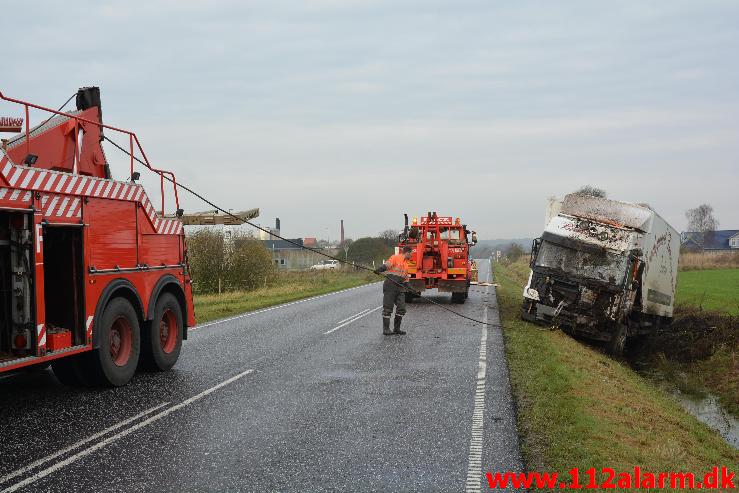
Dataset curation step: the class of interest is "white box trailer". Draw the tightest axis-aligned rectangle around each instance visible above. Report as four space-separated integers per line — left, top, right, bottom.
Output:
522 194 680 354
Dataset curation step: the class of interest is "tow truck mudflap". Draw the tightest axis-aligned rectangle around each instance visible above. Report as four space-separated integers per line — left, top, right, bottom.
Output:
437 280 468 293
408 279 426 294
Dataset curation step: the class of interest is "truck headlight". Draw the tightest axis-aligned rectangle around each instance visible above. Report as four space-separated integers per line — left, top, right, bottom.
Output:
526 288 540 301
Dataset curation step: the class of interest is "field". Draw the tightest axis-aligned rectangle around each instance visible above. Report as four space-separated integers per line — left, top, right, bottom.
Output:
679 251 739 271
194 270 377 324
675 268 739 315
493 260 738 485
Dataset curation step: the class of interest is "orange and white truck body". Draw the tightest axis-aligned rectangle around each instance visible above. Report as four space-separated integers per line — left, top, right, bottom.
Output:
398 212 477 304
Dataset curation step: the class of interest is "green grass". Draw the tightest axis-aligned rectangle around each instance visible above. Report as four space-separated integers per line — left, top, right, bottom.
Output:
193 271 377 324
494 260 738 486
675 268 739 315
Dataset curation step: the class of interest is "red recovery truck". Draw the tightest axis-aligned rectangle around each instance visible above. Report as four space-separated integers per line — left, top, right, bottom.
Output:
0 87 195 386
398 212 477 304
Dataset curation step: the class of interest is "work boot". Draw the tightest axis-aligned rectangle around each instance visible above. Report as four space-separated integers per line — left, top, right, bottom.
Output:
393 316 406 335
383 317 393 335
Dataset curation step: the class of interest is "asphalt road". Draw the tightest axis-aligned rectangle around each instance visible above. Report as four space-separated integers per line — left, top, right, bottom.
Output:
0 260 523 492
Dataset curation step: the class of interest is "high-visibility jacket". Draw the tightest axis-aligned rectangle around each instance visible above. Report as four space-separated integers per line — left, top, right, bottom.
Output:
385 253 410 279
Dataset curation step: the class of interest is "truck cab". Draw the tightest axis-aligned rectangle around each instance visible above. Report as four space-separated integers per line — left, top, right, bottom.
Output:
522 194 679 354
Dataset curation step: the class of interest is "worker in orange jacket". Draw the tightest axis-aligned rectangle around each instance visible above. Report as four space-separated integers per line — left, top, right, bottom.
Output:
373 246 413 335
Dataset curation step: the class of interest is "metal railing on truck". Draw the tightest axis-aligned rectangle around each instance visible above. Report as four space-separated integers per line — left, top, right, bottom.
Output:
0 89 179 217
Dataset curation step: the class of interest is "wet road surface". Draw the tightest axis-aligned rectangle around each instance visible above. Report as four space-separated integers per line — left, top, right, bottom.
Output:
0 260 523 492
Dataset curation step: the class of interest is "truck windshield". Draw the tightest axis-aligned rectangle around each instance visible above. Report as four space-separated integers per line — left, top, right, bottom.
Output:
535 240 628 285
439 228 462 242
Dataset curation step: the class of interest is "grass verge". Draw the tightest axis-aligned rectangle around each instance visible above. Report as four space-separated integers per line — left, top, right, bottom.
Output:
194 270 377 324
494 259 738 485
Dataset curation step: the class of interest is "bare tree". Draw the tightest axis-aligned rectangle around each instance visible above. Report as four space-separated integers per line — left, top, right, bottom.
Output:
504 243 525 262
685 204 719 232
573 185 607 198
378 229 399 246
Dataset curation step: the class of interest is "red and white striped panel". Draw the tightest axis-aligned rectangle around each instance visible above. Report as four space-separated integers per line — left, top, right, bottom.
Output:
140 194 184 235
37 324 46 348
0 155 182 235
40 194 82 219
0 187 32 204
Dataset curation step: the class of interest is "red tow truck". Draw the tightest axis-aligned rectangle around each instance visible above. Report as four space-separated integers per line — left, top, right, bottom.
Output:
398 212 477 304
0 87 194 386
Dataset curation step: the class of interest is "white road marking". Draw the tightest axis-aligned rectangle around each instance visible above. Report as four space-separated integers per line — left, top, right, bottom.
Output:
1 369 254 493
324 306 382 335
465 260 492 493
336 308 370 325
0 403 169 486
191 282 380 331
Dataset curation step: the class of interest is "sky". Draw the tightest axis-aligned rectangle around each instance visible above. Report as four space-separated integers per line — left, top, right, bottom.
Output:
2 1 738 240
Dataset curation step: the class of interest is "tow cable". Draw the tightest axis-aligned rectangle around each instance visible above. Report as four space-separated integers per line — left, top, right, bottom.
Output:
104 136 501 328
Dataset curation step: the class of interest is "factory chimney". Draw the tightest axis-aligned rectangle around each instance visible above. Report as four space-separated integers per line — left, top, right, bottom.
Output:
340 219 345 246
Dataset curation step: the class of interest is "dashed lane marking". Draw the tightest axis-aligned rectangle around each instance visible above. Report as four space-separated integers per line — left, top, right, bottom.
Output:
191 283 380 331
336 308 370 325
0 403 169 486
324 306 382 335
465 260 492 492
1 369 255 493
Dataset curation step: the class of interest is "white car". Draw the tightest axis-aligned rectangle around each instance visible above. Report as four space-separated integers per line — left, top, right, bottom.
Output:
310 260 340 270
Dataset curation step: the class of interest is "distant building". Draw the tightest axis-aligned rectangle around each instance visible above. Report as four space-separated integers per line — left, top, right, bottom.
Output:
681 230 739 252
257 218 281 240
263 238 338 269
303 237 317 247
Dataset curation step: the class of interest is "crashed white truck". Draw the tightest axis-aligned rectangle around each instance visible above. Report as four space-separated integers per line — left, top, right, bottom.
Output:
522 194 680 354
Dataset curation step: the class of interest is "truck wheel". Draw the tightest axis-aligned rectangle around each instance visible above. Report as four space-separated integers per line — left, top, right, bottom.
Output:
451 292 466 304
89 297 141 386
405 293 415 303
608 324 628 356
521 301 537 322
141 293 183 372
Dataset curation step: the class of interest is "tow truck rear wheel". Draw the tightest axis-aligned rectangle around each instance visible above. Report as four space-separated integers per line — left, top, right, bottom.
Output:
140 293 183 372
89 297 141 387
451 292 466 304
405 293 416 303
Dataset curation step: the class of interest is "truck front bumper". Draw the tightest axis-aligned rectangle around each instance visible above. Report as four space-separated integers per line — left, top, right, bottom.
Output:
407 278 469 294
522 299 616 342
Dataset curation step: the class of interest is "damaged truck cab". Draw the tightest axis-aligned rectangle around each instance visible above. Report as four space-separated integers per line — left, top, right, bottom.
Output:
522 194 680 354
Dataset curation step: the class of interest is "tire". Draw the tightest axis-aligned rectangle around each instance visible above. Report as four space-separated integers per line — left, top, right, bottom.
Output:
451 292 466 304
521 300 537 322
88 297 141 387
405 293 415 303
608 323 628 356
140 292 183 372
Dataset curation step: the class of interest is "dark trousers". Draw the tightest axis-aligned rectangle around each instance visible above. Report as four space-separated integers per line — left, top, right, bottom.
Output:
382 277 406 319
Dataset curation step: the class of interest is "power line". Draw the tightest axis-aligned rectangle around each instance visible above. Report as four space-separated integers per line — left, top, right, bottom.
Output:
103 135 499 327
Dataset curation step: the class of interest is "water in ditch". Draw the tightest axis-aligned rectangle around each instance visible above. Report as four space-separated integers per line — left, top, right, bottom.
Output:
675 392 739 449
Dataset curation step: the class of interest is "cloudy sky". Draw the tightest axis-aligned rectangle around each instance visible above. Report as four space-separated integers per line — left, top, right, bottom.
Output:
3 1 738 240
